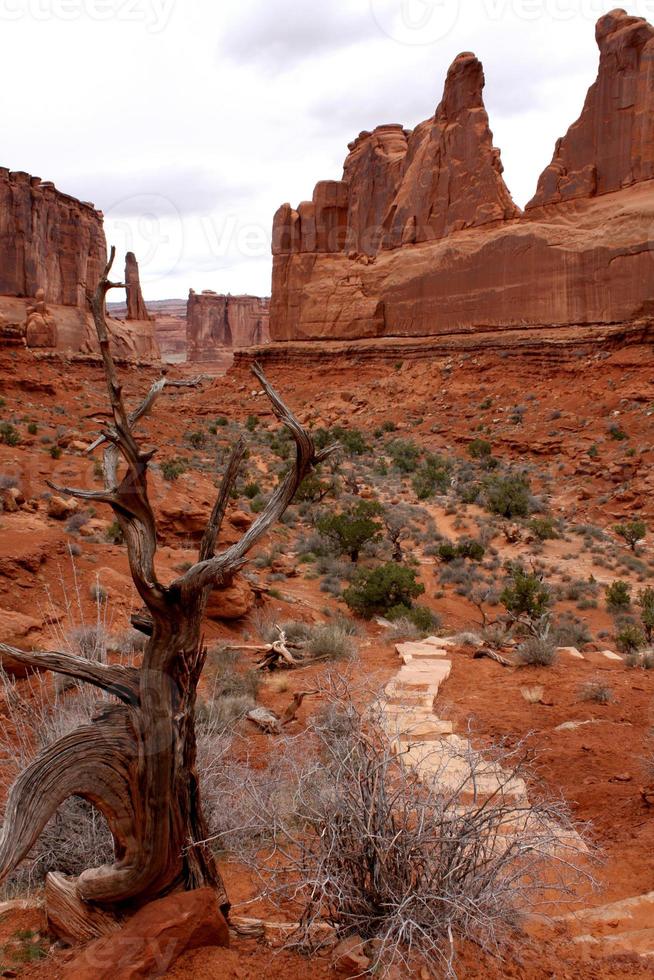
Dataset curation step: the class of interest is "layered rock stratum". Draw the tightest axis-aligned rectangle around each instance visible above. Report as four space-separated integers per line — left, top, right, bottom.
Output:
187 290 270 362
0 169 159 360
270 10 654 344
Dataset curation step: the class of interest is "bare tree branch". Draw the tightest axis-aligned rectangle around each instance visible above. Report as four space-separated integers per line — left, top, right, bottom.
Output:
198 437 247 563
0 644 139 704
177 364 338 595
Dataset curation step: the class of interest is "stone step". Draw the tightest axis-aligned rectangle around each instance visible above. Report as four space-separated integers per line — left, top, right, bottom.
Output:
559 890 654 938
396 641 450 662
385 715 454 741
572 928 654 958
556 646 584 660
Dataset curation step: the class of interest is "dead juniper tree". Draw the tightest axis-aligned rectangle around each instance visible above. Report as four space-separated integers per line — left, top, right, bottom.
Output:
0 249 336 932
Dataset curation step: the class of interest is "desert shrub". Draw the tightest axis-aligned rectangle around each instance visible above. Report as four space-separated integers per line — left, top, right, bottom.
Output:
411 453 452 500
437 539 484 563
437 540 458 563
27 422 38 436
614 519 646 552
250 495 266 514
315 426 368 456
105 520 124 544
529 517 558 541
615 623 644 655
207 647 261 702
580 681 613 705
245 415 258 433
0 672 114 897
605 580 631 611
468 438 492 460
343 563 425 618
638 587 654 643
608 423 627 441
387 603 440 636
456 538 485 562
65 512 89 535
517 636 557 666
196 692 253 733
304 623 356 661
243 481 261 499
500 564 551 634
295 473 334 503
386 438 422 474
550 615 591 649
0 422 20 447
161 457 187 481
262 620 356 662
483 473 532 518
187 430 205 449
316 500 383 562
213 683 589 975
49 445 62 460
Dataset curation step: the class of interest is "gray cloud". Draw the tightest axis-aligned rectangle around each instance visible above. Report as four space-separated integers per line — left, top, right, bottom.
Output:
61 168 252 218
217 0 376 69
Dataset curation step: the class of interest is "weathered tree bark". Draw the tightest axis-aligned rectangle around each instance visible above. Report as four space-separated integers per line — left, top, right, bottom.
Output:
0 248 337 933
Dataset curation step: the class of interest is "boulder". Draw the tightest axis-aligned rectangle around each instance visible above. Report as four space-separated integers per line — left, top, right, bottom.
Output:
333 934 371 975
205 575 255 621
66 888 229 979
47 495 78 520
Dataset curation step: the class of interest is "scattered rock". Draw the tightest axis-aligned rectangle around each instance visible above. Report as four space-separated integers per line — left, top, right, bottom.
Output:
66 888 229 979
46 495 78 520
205 575 255 621
333 934 371 975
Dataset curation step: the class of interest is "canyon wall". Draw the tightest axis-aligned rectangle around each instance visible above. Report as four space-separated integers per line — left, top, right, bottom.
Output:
0 169 106 308
187 290 270 361
271 10 654 343
0 169 159 360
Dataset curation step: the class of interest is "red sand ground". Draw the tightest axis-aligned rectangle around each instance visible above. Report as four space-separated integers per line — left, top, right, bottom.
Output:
1 342 654 977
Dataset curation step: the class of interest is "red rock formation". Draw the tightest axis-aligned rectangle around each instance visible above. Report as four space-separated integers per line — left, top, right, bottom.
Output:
0 169 106 306
187 290 270 361
343 125 409 255
271 18 654 344
125 251 152 321
383 53 519 248
528 9 654 208
0 170 159 360
24 289 57 348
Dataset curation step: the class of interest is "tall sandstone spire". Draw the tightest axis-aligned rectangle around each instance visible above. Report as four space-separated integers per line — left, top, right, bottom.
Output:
528 8 654 207
125 252 152 321
382 52 519 249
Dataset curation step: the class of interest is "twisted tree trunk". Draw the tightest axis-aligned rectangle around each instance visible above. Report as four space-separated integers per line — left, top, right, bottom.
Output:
0 249 337 934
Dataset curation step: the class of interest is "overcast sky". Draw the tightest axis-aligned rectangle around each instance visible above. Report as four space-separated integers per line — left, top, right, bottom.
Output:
2 0 651 300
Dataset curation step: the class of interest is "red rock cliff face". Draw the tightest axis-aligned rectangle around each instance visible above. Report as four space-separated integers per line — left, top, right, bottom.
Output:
0 169 106 307
187 290 270 361
271 14 654 343
528 9 654 207
0 170 159 360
